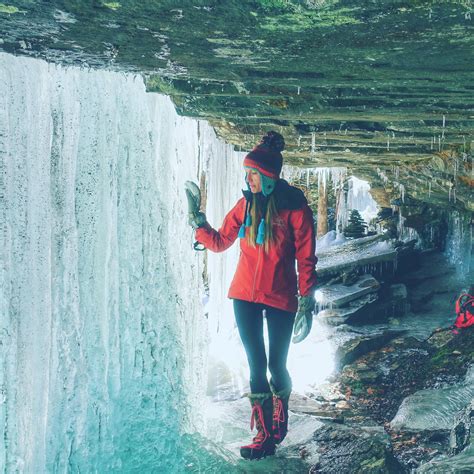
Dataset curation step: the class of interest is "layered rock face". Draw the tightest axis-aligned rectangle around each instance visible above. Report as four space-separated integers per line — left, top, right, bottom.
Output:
1 0 472 210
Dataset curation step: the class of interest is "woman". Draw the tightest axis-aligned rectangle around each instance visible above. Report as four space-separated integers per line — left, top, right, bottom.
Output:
185 131 317 460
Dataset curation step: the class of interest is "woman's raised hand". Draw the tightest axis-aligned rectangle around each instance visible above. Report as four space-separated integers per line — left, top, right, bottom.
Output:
185 181 207 229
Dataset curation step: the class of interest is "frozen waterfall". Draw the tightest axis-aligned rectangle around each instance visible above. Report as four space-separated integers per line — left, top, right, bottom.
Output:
0 53 242 472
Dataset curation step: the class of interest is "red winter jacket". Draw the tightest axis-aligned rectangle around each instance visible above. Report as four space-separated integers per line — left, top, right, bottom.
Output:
195 180 317 313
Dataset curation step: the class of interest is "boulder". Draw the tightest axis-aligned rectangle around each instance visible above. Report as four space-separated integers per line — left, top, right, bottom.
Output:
316 275 380 308
427 328 456 349
290 392 345 423
367 283 409 320
388 284 408 316
393 240 422 276
317 293 378 326
312 382 346 402
309 424 403 473
335 330 406 371
450 400 473 455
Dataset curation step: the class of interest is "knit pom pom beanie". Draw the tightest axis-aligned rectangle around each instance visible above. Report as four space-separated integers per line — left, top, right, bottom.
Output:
239 131 285 242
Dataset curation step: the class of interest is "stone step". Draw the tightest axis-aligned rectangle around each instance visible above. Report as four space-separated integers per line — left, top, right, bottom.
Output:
316 274 380 308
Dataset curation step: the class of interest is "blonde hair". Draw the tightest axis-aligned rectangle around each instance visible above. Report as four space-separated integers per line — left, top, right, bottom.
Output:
246 194 279 252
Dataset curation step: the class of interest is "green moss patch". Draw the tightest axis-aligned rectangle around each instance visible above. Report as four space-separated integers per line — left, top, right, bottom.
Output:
102 2 121 10
0 4 22 14
146 76 179 96
260 8 361 32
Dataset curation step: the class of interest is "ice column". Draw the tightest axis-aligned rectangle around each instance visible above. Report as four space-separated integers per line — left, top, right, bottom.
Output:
445 210 473 278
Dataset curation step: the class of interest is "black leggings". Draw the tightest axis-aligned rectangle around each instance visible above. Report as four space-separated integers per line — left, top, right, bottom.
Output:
233 299 296 394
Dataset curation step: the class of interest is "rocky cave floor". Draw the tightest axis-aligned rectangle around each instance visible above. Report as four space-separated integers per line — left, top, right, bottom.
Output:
291 248 473 473
202 244 473 473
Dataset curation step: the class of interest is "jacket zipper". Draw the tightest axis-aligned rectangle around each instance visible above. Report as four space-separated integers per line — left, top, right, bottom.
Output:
251 245 262 301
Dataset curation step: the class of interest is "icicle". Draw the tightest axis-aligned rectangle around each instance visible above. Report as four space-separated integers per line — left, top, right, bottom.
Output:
445 210 472 275
472 150 474 178
397 207 420 243
453 153 458 182
311 132 316 153
376 167 389 184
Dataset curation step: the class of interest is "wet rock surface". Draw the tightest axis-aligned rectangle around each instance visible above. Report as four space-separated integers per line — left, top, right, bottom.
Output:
301 327 474 471
335 329 405 371
292 327 473 472
450 400 474 456
309 424 403 474
290 246 474 472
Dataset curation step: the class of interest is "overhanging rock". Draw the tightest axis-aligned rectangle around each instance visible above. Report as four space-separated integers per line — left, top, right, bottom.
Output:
317 235 397 280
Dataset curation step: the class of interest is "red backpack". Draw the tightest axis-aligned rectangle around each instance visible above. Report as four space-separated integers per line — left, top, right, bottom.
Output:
452 293 474 334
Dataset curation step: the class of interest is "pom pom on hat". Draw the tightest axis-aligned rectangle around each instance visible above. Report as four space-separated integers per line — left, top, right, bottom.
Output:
243 131 285 180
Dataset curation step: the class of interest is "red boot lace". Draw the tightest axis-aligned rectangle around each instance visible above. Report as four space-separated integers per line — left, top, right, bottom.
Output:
273 397 285 429
249 403 269 445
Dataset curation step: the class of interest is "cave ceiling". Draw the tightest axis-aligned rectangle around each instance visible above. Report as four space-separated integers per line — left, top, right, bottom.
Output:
1 0 473 210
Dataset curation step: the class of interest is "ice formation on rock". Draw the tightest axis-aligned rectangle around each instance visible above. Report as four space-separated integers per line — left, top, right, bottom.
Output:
0 52 243 472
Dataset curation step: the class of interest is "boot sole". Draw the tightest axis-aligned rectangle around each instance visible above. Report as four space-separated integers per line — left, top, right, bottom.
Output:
273 434 287 445
240 446 276 460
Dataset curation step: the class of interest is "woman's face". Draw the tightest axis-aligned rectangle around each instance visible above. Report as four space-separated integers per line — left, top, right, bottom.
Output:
246 169 262 193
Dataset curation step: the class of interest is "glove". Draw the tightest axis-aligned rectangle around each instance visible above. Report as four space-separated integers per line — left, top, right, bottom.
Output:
292 295 315 343
185 181 207 229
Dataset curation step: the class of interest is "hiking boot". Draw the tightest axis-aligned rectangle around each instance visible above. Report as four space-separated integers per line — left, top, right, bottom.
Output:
240 393 275 460
271 384 291 444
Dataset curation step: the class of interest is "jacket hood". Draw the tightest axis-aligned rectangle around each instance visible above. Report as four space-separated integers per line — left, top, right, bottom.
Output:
242 179 307 210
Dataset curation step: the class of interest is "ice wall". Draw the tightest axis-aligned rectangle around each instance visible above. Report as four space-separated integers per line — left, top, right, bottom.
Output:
200 140 244 396
0 53 242 472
